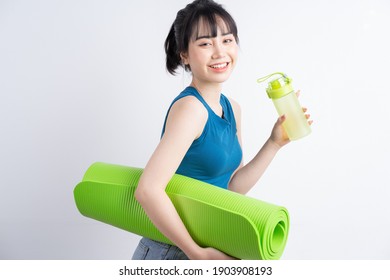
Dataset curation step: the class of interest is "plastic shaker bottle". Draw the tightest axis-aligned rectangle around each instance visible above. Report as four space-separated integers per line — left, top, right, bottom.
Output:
257 72 311 140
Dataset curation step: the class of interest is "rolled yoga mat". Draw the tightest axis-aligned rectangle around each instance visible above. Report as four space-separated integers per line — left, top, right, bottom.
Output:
74 162 290 260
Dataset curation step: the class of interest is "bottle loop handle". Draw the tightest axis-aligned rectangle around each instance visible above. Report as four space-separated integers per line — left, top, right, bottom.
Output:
257 72 288 84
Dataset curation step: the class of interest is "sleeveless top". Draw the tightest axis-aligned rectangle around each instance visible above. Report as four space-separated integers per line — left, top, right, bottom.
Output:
161 86 242 189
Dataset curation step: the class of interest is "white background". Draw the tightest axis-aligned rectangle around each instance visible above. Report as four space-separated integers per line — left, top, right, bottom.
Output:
1 0 389 259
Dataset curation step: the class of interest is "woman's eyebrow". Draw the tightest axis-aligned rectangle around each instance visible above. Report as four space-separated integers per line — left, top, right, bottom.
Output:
195 35 213 40
195 32 233 41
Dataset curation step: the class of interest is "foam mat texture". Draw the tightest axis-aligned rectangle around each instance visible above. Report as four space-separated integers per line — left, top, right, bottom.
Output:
74 162 290 259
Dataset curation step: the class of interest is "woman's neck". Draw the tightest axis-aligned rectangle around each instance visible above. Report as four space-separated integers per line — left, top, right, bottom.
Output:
190 79 224 118
190 80 222 105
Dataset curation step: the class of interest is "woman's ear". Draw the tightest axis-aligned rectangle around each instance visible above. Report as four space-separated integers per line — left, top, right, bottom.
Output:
180 52 189 65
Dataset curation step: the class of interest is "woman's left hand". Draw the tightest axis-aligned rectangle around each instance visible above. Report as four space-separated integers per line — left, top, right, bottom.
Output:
269 90 313 148
269 114 290 148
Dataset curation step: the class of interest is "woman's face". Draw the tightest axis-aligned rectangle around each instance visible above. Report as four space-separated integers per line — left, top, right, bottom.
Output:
181 18 238 87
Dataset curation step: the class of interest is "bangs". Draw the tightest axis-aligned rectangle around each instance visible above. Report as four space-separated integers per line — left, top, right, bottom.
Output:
188 8 238 42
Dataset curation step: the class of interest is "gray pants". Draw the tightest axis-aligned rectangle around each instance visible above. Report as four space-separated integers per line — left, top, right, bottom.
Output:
132 237 189 260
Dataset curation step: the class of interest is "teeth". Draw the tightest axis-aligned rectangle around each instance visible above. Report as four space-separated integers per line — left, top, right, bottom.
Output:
210 63 228 69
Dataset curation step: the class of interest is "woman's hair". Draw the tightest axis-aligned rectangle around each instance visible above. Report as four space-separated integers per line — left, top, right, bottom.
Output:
164 0 239 75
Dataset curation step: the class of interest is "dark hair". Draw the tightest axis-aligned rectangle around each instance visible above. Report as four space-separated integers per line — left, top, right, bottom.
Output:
164 0 239 75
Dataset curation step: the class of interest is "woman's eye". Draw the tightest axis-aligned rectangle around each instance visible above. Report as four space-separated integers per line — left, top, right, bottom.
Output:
224 38 233 43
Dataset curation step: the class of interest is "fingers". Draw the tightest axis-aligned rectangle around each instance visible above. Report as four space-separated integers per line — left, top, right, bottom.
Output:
304 113 313 125
278 114 286 124
280 107 313 126
295 90 301 98
302 107 313 125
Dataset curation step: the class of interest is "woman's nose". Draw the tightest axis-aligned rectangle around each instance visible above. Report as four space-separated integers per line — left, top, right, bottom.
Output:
211 42 226 59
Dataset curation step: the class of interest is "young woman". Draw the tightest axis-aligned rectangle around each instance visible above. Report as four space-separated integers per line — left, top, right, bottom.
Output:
132 0 311 260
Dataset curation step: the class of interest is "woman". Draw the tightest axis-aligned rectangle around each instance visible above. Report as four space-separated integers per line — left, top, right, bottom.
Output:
132 0 311 260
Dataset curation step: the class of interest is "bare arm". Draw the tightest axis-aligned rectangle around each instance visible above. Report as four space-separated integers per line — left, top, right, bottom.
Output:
135 97 235 260
228 93 312 194
229 117 288 194
228 99 290 194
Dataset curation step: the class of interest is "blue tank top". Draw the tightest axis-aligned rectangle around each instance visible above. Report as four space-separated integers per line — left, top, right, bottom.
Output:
162 86 242 189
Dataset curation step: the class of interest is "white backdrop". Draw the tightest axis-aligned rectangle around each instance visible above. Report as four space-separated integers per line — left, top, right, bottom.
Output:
1 0 389 259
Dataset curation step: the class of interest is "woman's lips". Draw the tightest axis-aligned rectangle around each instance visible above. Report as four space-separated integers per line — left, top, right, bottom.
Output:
209 62 230 72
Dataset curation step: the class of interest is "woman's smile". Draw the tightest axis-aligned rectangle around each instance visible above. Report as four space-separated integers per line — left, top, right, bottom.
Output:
209 62 230 72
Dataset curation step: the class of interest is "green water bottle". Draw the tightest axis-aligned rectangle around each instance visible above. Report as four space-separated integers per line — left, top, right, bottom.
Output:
257 72 311 140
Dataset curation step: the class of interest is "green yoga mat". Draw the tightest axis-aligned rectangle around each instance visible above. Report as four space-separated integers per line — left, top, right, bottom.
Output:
74 162 289 260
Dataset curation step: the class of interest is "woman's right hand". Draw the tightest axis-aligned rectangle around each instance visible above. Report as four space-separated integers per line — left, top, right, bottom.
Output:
190 247 237 260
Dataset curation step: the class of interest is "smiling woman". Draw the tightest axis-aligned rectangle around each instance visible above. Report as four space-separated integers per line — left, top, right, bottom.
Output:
1 0 390 263
132 0 311 260
181 22 238 92
164 0 239 75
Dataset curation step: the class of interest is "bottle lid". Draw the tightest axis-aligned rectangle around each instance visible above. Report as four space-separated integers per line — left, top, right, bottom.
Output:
257 72 294 99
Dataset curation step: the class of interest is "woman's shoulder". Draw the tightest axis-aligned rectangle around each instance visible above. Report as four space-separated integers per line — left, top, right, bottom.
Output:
171 94 207 115
167 94 208 127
